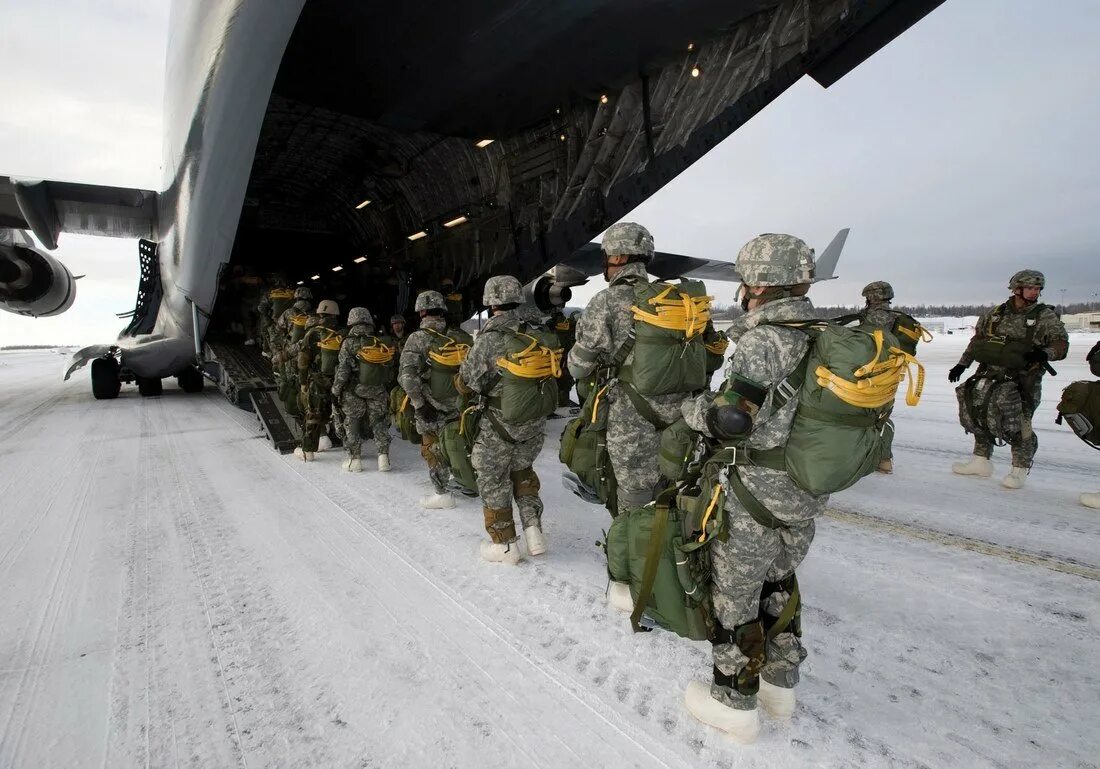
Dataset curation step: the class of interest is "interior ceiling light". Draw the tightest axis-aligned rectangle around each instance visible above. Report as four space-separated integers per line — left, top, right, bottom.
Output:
475 139 494 148
687 42 695 51
332 265 343 272
310 274 320 280
600 94 609 104
353 256 367 263
355 199 372 209
443 215 468 228
407 230 428 241
297 280 304 285
559 133 567 142
691 66 701 78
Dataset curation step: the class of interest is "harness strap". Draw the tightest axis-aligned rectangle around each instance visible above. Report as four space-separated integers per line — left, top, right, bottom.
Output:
726 465 789 530
483 408 518 445
630 488 676 634
618 381 674 431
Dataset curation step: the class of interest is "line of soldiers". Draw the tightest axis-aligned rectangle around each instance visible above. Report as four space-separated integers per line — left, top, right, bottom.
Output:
251 225 1094 746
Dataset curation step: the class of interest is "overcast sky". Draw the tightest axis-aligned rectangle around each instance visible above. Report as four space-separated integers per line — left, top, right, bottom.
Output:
1 0 1098 345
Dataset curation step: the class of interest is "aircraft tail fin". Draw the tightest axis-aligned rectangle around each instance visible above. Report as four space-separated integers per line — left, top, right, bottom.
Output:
814 228 849 282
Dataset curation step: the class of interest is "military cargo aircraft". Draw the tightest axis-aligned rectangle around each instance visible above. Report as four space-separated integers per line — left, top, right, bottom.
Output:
0 0 941 405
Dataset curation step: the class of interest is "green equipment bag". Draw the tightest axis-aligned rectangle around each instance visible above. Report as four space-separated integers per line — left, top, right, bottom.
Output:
1056 381 1100 450
441 408 481 494
316 328 342 375
493 324 562 424
703 321 730 376
358 335 397 386
890 312 929 357
964 302 1048 370
956 377 1025 444
559 382 618 514
426 327 472 404
269 289 295 319
389 385 422 445
619 279 712 396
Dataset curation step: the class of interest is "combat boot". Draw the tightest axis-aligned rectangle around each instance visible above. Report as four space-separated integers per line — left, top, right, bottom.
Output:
1001 467 1028 490
684 681 760 744
293 446 315 462
523 525 547 556
348 457 363 473
1080 492 1100 509
607 581 633 613
479 540 523 565
419 492 455 509
757 679 796 720
317 435 333 452
951 455 993 477
876 458 893 474
377 454 391 472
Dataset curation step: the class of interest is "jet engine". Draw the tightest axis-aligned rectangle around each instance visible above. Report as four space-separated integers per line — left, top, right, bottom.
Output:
0 230 78 317
521 265 589 313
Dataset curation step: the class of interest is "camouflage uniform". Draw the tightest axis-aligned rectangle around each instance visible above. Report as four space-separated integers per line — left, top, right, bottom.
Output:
568 260 686 514
956 299 1068 467
682 296 823 711
398 315 464 494
332 322 392 459
275 299 313 421
459 306 547 543
297 316 341 453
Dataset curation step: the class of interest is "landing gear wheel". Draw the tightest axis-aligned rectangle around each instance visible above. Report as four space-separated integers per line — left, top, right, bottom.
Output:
137 376 163 397
176 366 204 393
91 357 121 400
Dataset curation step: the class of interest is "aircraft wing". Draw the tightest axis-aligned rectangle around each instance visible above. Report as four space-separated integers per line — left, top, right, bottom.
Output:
0 176 157 250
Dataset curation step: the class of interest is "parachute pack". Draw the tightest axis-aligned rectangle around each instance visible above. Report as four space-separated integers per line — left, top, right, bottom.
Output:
440 406 482 495
389 386 422 445
425 327 472 404
289 313 309 344
1057 381 1100 450
608 319 924 640
559 379 618 515
888 312 931 357
269 288 296 318
488 324 562 424
357 335 396 386
316 328 343 375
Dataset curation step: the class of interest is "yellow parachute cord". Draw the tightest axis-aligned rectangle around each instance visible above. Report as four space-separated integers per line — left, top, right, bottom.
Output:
555 321 572 332
270 288 295 300
895 323 934 344
425 329 469 367
317 328 343 351
817 330 926 409
358 339 395 364
631 284 712 338
496 332 563 379
459 405 479 435
400 394 411 413
591 382 611 424
705 337 730 356
290 313 309 328
697 484 724 543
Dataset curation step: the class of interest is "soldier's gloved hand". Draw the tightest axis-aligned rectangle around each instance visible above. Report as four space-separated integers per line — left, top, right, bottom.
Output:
1024 347 1049 365
948 364 967 383
415 401 438 422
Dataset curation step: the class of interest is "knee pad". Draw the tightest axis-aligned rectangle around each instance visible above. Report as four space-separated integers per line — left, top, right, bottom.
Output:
509 467 540 499
483 505 517 544
420 433 442 467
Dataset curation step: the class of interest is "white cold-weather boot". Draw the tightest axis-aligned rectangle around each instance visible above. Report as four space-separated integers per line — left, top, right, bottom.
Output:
607 581 634 613
348 457 363 473
377 454 391 472
757 679 796 720
1080 492 1100 509
684 681 760 744
419 492 455 509
876 458 893 474
317 435 333 452
479 539 523 565
303 451 315 462
1001 467 1028 490
524 525 548 556
951 455 993 477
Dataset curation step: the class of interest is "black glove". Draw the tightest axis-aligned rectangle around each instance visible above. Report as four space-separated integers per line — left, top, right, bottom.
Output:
948 364 966 383
415 401 438 421
1024 347 1049 365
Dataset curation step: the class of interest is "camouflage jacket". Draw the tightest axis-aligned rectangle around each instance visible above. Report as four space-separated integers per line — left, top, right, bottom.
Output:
567 261 689 423
682 296 827 524
397 316 462 412
958 299 1068 375
459 309 546 441
297 319 340 378
861 303 902 331
275 300 311 350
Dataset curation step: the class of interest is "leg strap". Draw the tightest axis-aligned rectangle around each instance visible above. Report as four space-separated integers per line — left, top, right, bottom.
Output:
713 619 766 696
483 505 517 544
760 573 802 639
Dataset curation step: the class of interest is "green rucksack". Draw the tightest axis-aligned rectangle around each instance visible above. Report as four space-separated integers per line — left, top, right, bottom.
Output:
389 385 422 445
559 382 618 515
1057 381 1100 450
964 302 1049 370
618 278 713 396
425 327 472 404
889 311 930 357
488 324 562 424
358 334 397 386
440 407 481 494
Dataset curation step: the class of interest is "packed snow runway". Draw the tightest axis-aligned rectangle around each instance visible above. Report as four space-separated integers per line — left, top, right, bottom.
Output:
1 336 1098 769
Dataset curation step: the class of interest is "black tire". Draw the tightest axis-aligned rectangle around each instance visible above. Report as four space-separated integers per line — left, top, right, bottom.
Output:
91 358 121 400
176 366 205 393
137 376 163 397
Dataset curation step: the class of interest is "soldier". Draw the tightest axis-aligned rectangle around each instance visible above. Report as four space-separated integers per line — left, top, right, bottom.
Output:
859 281 907 473
295 300 342 461
275 287 314 422
678 233 822 743
1079 341 1100 509
548 307 577 407
949 270 1068 489
390 314 407 348
398 290 469 508
331 307 393 473
458 276 552 564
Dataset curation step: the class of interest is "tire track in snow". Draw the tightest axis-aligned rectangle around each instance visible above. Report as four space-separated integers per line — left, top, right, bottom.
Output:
824 508 1100 581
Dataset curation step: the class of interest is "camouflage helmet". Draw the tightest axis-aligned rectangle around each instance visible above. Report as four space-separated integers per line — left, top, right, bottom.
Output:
862 281 894 303
414 290 446 312
601 222 655 260
736 234 815 286
482 275 523 306
294 286 313 300
316 299 340 316
347 307 373 326
390 313 406 324
1008 269 1045 290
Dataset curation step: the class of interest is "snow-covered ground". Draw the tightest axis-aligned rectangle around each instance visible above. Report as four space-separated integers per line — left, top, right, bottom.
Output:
0 336 1097 769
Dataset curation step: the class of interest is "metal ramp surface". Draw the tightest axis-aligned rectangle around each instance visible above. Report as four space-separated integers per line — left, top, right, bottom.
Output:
250 390 298 454
205 342 298 452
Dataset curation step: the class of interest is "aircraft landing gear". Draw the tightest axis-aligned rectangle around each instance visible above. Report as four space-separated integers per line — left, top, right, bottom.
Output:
176 366 205 393
137 376 163 397
91 357 121 400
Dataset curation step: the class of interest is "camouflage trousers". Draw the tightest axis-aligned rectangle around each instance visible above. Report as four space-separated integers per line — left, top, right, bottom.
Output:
299 373 333 452
710 505 815 711
415 412 457 494
471 419 545 542
607 391 661 516
965 377 1042 468
340 388 391 457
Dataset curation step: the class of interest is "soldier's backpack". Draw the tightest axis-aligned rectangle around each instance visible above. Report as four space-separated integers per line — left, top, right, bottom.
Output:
440 407 482 495
888 312 931 357
964 302 1050 370
559 382 618 515
617 278 714 396
608 320 924 639
424 327 472 404
316 328 343 375
488 323 562 424
269 288 295 319
1056 381 1100 450
357 335 397 386
289 312 310 344
389 385 422 445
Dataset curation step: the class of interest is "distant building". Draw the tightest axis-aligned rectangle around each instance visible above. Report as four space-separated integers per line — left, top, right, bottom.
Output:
1061 312 1100 332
